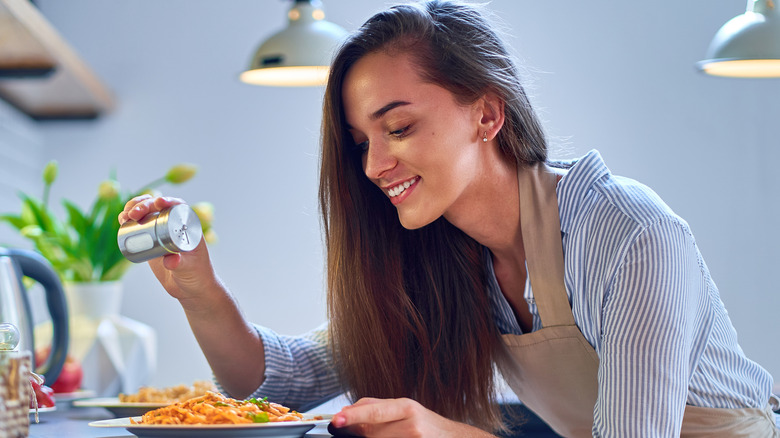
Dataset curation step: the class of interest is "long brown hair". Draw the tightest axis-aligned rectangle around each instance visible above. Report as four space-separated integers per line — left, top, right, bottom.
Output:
319 0 548 431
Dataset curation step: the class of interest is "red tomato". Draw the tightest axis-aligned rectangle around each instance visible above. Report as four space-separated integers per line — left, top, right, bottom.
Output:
50 355 83 393
35 347 84 394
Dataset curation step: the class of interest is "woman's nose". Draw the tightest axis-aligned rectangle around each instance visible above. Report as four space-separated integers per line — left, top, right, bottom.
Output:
362 139 396 180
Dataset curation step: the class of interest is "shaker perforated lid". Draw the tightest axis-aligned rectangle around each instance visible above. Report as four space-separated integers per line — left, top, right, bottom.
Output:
157 204 202 253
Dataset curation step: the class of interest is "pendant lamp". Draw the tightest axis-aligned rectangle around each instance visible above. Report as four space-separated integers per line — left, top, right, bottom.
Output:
240 0 348 87
697 0 780 78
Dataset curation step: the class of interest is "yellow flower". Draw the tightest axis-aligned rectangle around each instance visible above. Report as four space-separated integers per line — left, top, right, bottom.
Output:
43 160 58 185
191 202 214 229
165 164 198 184
98 180 120 200
203 228 218 244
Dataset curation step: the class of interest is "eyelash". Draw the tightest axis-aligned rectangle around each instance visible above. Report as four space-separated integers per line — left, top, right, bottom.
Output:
390 126 411 139
351 125 412 154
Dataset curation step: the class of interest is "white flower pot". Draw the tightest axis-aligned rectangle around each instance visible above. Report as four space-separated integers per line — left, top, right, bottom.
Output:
37 281 156 397
65 281 123 321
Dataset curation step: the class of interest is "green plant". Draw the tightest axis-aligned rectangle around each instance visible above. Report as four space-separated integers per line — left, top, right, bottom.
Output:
0 161 215 283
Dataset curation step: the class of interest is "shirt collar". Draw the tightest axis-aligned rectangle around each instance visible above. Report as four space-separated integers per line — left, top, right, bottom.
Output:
555 149 611 234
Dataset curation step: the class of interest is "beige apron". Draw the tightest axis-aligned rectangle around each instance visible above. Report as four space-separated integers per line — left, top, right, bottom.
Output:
499 163 779 437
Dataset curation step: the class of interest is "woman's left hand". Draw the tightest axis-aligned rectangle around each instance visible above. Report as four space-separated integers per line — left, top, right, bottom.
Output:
329 397 495 437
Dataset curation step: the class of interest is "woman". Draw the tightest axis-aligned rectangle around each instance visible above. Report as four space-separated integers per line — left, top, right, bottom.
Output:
120 1 778 436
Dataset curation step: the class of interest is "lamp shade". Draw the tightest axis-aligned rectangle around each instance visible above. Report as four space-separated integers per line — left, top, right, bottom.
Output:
240 0 348 87
697 0 780 78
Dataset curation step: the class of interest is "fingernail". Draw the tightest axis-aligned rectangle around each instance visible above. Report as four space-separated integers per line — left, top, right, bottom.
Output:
332 415 345 427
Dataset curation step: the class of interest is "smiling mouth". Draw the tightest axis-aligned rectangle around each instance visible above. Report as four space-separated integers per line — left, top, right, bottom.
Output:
387 176 419 197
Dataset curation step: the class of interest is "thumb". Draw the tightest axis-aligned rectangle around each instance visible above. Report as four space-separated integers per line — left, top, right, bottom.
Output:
162 253 182 270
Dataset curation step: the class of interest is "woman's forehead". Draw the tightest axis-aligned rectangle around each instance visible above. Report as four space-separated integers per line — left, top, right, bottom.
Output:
342 52 436 125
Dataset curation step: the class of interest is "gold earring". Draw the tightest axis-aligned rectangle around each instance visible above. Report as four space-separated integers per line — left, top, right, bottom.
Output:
482 131 488 143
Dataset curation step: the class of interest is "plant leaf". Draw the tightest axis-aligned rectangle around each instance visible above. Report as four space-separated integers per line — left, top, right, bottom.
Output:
63 200 89 237
0 213 26 230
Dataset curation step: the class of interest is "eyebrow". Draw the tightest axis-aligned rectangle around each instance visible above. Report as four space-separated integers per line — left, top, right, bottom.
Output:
345 100 412 130
370 100 411 121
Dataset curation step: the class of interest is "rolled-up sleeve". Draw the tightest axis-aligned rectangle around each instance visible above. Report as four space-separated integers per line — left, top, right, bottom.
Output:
216 322 343 412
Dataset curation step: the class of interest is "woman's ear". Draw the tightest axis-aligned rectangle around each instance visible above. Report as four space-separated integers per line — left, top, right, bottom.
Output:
476 92 505 142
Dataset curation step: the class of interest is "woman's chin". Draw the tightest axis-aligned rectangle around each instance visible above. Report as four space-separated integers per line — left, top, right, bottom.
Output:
397 211 437 231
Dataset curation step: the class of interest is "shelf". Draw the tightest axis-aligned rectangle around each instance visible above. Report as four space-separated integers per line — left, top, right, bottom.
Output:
0 0 114 120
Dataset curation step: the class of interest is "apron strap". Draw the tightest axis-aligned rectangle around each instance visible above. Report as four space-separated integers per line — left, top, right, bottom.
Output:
518 163 575 327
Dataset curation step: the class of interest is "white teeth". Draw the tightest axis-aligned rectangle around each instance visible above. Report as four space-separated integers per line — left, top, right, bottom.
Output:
388 177 417 197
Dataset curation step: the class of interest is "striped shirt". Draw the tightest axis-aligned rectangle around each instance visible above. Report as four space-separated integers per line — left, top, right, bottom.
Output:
229 149 775 435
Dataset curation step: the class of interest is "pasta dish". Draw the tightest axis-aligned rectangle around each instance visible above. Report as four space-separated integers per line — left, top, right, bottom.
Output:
133 391 307 425
119 380 217 403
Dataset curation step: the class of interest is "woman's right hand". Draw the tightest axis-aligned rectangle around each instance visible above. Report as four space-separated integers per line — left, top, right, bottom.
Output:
118 195 218 307
120 195 265 397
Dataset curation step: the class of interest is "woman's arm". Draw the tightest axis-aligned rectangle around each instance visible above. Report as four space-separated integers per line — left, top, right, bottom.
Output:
247 324 343 411
120 195 264 398
179 271 265 399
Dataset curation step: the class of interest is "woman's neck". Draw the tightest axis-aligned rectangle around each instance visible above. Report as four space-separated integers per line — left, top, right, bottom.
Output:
444 156 523 260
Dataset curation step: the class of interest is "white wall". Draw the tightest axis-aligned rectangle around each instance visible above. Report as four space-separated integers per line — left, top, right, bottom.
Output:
0 99 45 245
2 0 777 391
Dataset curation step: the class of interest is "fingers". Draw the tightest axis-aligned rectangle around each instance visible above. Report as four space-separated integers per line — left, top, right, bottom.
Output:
330 398 463 437
331 398 411 431
123 194 152 212
352 398 383 407
118 195 186 224
118 194 150 224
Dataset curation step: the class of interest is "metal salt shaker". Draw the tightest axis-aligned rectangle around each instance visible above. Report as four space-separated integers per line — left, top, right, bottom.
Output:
117 204 203 263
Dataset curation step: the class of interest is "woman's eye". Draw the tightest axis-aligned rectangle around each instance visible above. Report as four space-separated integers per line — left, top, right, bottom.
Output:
354 140 369 153
389 126 410 138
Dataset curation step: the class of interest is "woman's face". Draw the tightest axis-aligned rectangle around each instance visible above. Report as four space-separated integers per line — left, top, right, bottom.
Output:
342 51 486 230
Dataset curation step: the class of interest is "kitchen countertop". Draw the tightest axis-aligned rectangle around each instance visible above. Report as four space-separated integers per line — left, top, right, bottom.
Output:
25 396 558 437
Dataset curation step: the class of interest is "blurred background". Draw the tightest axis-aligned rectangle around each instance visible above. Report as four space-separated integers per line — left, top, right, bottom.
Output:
1 0 778 392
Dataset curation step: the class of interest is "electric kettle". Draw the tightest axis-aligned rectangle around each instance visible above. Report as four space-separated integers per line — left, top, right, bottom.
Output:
0 247 68 384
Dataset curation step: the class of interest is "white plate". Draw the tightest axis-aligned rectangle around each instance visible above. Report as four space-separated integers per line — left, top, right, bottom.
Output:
89 414 332 438
29 405 56 415
54 389 95 402
73 397 166 417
